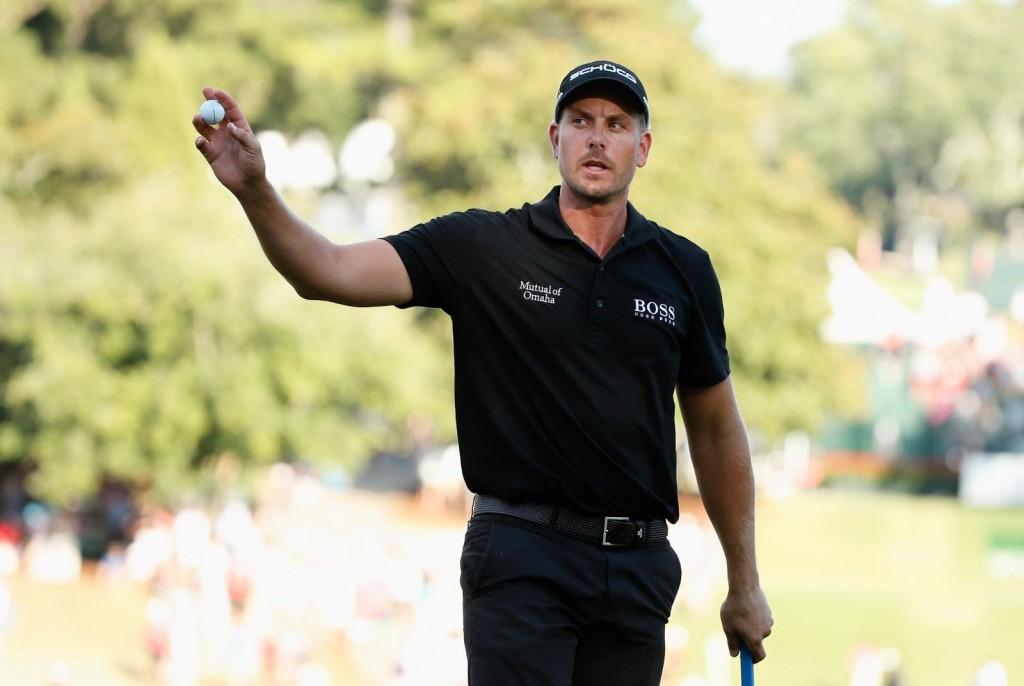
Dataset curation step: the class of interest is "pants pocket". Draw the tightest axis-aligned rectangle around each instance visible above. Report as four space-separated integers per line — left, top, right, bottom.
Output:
460 519 499 598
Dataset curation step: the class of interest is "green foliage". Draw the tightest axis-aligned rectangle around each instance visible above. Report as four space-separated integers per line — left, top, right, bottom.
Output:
1 0 861 504
774 0 1024 246
2 170 452 505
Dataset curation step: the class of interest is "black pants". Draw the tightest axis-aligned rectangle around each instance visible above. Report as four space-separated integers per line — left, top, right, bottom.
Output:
460 515 682 686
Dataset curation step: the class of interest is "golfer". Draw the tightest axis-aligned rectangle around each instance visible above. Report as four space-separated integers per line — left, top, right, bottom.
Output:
194 59 773 685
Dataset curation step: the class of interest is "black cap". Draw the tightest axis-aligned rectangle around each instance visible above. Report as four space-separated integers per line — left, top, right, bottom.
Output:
554 60 650 127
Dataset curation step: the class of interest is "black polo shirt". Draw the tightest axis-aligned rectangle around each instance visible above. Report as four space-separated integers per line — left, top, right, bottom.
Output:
382 186 729 523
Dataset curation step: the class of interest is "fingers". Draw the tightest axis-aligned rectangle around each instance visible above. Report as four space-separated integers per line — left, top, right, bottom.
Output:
729 625 771 662
192 111 219 159
191 87 267 191
203 87 253 134
192 86 254 156
734 621 771 662
721 590 773 663
743 635 768 663
193 87 252 136
194 120 253 156
192 112 212 136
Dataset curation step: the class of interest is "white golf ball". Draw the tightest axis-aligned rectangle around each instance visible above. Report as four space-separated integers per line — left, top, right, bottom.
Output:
199 99 225 125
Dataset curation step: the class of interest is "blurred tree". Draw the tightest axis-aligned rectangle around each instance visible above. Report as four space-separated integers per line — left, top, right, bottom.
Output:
0 0 861 505
771 0 1024 252
0 0 449 505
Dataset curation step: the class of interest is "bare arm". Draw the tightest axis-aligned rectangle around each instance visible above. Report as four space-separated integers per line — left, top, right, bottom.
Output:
678 376 773 662
192 87 412 306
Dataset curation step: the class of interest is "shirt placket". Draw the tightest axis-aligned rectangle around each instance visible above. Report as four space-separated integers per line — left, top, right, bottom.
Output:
586 260 610 342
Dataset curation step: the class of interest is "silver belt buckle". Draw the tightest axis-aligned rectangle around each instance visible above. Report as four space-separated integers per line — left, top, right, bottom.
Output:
602 516 630 546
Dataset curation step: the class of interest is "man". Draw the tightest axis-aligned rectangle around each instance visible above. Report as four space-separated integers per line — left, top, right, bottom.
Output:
193 59 773 685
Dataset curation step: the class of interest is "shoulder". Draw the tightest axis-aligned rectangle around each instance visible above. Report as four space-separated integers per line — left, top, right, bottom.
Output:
419 205 529 233
647 220 714 271
625 201 713 269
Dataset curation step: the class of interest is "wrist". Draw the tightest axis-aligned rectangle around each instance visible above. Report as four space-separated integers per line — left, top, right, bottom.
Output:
727 567 761 591
233 176 275 205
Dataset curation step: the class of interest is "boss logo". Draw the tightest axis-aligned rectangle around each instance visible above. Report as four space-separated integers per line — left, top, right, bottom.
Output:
634 298 676 324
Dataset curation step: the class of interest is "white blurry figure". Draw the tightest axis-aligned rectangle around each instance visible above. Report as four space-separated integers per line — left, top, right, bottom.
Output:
257 131 291 191
215 500 255 552
214 500 262 608
196 540 233 677
172 508 212 572
417 444 469 516
975 660 1008 686
703 634 730 686
668 514 723 614
287 130 338 192
339 119 396 186
296 661 332 686
144 595 171 670
46 661 73 686
878 647 902 685
164 587 202 686
25 525 81 584
0 539 19 577
126 515 175 583
393 594 465 686
849 644 884 686
311 563 356 632
0 579 12 659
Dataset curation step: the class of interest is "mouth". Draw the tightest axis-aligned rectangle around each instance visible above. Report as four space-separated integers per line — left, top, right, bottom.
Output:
581 159 610 173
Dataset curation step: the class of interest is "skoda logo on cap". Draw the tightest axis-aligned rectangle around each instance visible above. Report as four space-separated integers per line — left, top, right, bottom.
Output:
554 60 650 127
568 63 638 84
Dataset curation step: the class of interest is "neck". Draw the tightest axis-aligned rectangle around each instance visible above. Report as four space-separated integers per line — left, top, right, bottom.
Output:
558 186 629 258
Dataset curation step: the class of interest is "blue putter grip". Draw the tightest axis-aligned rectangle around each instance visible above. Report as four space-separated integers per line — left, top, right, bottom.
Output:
740 643 754 686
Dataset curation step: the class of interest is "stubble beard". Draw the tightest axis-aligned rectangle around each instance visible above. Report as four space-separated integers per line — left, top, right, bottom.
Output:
559 157 633 206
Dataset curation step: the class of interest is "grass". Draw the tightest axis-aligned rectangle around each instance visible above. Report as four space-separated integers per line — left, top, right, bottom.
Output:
666 490 1024 684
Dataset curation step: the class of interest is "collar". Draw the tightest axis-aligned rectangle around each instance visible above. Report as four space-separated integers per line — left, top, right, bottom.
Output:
528 186 659 247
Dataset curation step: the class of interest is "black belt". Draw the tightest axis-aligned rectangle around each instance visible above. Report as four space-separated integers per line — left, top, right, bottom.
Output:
471 495 668 547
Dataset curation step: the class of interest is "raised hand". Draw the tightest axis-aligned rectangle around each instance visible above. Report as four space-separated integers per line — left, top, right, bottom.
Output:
192 86 267 196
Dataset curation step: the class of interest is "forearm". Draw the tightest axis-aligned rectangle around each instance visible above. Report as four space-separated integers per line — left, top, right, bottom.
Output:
679 378 773 659
690 430 760 590
234 178 339 300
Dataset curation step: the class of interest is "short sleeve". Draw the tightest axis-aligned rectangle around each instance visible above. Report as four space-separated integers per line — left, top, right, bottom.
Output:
381 211 480 311
677 254 731 388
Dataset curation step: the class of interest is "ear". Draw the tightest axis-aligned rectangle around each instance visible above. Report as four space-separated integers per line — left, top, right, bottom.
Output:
549 121 560 158
636 129 653 168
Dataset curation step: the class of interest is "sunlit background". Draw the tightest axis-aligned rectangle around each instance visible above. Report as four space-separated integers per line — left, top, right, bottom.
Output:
1 0 1023 684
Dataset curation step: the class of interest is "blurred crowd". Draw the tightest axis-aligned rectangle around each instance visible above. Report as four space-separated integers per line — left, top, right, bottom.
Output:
0 459 1014 685
905 314 1024 455
0 463 468 685
0 460 731 686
